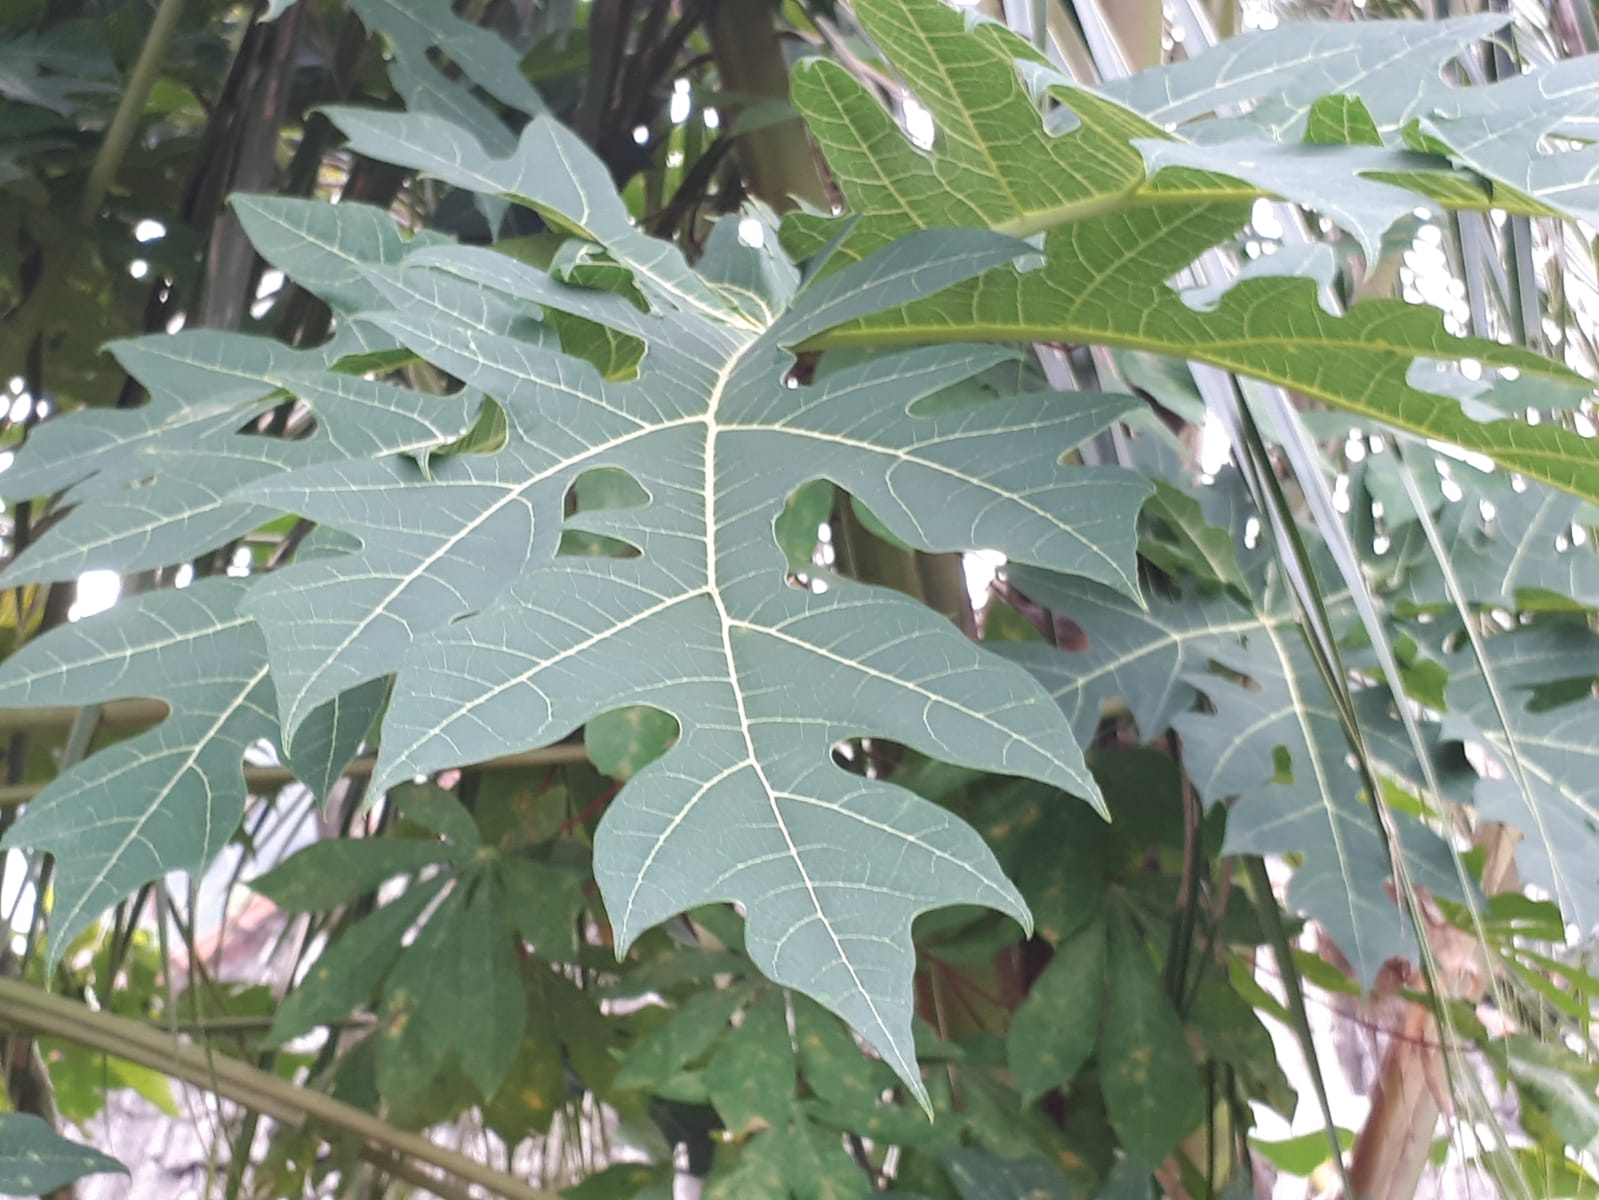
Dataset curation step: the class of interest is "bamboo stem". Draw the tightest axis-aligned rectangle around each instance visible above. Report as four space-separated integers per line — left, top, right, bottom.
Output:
0 978 558 1200
1345 824 1520 1200
79 0 189 223
706 0 829 212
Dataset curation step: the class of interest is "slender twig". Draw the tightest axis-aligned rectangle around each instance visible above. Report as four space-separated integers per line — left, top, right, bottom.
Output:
0 742 591 808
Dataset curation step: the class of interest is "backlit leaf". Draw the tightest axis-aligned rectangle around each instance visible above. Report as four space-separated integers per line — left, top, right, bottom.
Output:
786 0 1599 505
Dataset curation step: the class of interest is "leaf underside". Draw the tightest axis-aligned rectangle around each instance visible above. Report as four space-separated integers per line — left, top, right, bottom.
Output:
0 94 1154 1095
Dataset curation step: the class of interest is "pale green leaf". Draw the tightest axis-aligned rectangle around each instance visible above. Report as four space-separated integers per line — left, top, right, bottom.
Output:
0 1114 125 1196
202 105 1153 1097
1098 11 1599 238
1136 138 1437 261
0 579 277 957
347 0 545 157
999 563 1261 747
1174 614 1463 983
1098 15 1507 132
1005 549 1464 983
1389 475 1599 612
0 332 480 586
1444 626 1599 933
285 677 387 801
1141 477 1246 594
231 195 458 321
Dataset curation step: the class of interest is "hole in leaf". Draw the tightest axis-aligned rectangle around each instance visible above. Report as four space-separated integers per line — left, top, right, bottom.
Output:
550 313 644 381
1050 613 1090 652
829 737 909 779
429 396 509 458
585 706 679 781
774 479 835 574
559 466 648 558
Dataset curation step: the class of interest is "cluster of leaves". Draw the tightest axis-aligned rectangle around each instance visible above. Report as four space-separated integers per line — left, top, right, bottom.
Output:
0 0 1597 1196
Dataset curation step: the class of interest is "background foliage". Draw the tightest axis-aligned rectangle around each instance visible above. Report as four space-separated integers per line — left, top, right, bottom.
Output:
1 0 1598 1197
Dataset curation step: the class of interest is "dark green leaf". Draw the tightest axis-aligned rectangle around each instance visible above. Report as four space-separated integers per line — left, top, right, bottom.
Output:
1006 914 1106 1104
269 876 446 1044
794 996 891 1113
250 838 453 912
942 1147 1068 1200
498 857 589 961
586 706 677 781
1099 906 1204 1163
393 782 481 848
615 987 748 1092
705 992 796 1133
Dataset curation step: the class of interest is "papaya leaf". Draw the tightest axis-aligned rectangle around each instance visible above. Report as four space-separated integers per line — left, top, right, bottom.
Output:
1097 15 1508 132
201 104 1155 1100
1386 474 1599 612
346 0 545 157
0 1114 126 1196
0 579 277 956
0 330 481 587
1004 555 1463 983
1444 626 1599 933
785 0 1599 505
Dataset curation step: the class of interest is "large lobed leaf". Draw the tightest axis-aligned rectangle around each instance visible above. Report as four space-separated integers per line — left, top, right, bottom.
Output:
1098 11 1599 225
784 0 1599 506
0 328 482 586
184 108 1153 1097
